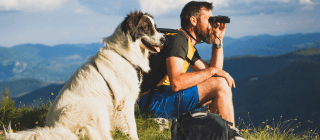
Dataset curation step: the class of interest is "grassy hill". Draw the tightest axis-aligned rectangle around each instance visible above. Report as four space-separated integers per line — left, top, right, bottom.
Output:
233 61 320 131
0 79 64 98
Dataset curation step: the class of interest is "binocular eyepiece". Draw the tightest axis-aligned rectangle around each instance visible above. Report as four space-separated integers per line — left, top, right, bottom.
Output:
209 15 230 23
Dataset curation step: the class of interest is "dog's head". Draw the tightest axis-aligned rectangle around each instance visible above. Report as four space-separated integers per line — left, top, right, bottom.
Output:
121 11 165 53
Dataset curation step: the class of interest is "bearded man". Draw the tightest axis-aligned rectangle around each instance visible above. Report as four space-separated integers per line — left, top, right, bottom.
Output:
138 2 242 138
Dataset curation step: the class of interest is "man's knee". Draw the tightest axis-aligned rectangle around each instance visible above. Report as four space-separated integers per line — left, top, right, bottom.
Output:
214 77 232 98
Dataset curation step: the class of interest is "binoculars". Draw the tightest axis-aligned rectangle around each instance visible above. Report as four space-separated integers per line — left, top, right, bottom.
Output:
209 15 230 23
156 15 230 34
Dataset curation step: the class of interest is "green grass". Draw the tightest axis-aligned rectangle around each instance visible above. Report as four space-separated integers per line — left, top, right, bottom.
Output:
0 87 319 140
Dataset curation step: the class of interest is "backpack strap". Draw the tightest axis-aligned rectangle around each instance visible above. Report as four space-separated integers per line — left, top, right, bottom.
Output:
143 88 154 113
142 85 165 113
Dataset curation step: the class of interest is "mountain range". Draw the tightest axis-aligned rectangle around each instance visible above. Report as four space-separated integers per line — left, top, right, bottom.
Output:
0 32 320 131
1 33 319 82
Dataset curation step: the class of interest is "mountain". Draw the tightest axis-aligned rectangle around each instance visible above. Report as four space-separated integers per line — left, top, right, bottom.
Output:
8 47 320 131
0 43 102 81
233 61 320 131
1 33 320 82
196 32 320 60
0 79 64 98
12 83 65 108
223 48 320 80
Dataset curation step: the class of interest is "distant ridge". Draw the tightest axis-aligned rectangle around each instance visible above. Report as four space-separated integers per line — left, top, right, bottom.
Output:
7 47 320 131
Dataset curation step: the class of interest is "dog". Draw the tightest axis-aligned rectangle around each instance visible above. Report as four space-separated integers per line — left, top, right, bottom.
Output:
3 11 165 140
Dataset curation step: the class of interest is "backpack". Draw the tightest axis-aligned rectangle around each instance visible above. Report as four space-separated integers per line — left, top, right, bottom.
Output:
171 111 238 140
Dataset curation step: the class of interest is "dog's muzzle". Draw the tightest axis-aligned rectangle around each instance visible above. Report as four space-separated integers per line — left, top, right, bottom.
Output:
160 37 166 45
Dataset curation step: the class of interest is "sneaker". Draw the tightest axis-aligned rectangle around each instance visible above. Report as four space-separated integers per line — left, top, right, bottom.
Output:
229 127 246 140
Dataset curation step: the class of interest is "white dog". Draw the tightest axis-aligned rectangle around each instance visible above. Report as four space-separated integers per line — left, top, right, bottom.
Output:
4 11 165 140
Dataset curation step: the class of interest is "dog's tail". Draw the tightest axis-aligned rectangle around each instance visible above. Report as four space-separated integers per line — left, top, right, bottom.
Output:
3 121 78 140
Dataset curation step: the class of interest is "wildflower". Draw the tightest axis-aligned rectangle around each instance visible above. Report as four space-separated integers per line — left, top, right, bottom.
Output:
35 121 38 125
245 129 249 133
51 93 54 95
266 125 270 129
241 129 244 132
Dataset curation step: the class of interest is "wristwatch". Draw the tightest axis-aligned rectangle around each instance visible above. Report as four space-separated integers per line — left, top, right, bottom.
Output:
214 40 223 49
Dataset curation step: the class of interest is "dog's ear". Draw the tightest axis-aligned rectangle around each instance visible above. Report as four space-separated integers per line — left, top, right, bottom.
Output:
121 11 144 42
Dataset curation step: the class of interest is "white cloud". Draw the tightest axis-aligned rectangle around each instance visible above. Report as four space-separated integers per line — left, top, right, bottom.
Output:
0 0 68 12
139 0 230 16
138 0 318 16
64 54 82 61
75 8 84 13
299 0 319 10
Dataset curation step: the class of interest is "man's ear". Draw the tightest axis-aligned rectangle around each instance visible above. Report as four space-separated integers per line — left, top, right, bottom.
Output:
190 16 197 26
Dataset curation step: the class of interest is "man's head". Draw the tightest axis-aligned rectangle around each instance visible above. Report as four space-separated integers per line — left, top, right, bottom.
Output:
180 1 214 44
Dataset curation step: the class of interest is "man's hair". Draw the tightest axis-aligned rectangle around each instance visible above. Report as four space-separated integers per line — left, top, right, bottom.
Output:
180 1 213 29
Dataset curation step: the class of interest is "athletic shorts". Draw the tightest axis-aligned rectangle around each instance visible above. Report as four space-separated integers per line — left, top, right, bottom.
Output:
137 85 206 118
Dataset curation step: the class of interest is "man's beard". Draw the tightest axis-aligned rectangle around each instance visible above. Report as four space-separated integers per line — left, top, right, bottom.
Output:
195 22 213 44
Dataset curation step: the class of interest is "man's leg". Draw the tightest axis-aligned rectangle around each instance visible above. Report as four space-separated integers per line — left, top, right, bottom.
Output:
197 77 235 127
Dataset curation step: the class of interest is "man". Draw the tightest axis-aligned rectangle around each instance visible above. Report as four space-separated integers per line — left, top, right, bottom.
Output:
138 1 239 132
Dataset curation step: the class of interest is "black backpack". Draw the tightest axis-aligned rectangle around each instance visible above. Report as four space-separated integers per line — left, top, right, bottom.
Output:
171 111 238 140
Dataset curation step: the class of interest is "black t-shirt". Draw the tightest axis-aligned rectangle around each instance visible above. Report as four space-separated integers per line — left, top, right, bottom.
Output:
140 31 201 91
164 32 201 62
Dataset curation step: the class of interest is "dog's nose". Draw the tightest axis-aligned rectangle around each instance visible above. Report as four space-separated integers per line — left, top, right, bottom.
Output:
160 37 166 44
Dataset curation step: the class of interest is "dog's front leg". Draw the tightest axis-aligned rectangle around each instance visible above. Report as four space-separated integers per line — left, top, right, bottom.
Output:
123 99 139 140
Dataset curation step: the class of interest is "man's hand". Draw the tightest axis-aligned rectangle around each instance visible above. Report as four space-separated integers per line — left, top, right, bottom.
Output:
211 22 226 44
210 67 236 88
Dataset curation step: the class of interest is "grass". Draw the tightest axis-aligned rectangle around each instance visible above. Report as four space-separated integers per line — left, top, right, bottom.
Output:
0 87 319 140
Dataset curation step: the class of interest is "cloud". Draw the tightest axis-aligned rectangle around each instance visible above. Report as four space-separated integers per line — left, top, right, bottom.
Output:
77 0 140 16
299 0 319 10
75 8 84 13
138 0 318 16
0 0 68 12
138 0 229 16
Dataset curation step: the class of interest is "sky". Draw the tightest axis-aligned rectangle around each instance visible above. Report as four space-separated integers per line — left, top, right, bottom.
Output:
0 0 319 48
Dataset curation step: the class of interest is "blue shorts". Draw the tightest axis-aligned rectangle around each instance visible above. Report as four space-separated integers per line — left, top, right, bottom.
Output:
137 85 206 118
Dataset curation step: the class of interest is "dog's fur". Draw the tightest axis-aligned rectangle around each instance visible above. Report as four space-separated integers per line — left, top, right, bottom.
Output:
4 11 165 140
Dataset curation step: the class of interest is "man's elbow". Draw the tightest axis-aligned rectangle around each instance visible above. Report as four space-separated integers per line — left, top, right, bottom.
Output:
170 81 181 92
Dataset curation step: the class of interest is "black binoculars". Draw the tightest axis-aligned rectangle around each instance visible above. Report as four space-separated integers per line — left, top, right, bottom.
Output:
209 15 230 23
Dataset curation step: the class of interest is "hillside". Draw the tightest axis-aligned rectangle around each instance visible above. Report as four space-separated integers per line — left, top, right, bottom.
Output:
0 79 64 98
197 32 320 60
13 83 64 108
233 61 320 131
0 43 102 81
223 48 320 80
7 47 320 132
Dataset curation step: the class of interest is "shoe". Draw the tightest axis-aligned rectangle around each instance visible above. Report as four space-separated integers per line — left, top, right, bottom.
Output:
229 127 246 140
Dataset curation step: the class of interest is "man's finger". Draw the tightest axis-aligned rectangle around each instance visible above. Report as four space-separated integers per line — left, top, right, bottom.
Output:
220 23 226 30
216 22 220 28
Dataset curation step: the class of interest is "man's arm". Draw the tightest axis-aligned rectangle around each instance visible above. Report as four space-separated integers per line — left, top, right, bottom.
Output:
210 47 224 69
166 56 219 92
166 55 234 92
189 46 224 71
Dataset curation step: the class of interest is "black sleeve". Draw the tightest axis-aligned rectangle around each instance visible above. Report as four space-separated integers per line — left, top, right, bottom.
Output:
192 49 201 62
163 34 188 60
